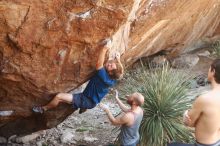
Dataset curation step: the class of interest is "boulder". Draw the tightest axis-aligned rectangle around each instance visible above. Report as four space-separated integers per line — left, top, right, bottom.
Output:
171 54 200 68
0 0 220 137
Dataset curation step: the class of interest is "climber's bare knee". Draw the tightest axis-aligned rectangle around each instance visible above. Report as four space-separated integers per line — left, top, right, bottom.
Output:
56 93 73 104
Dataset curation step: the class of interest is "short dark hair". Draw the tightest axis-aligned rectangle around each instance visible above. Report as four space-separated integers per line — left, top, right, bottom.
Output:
210 59 220 84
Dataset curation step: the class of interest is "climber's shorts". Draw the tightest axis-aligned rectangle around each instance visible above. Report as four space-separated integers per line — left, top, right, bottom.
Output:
72 93 96 110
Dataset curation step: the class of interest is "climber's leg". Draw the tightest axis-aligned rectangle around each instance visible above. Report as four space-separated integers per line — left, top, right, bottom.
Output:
33 93 72 113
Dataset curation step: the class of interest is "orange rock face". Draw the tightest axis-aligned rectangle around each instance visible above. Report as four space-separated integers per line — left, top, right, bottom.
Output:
0 0 220 137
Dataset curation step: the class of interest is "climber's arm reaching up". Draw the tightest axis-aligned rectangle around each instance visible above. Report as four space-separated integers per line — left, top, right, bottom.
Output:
96 46 109 70
96 39 112 70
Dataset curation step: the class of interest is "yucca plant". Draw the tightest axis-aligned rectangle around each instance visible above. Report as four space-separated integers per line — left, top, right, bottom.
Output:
119 63 195 146
212 40 220 57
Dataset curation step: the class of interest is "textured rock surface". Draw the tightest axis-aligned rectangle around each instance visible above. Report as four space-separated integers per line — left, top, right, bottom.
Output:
0 0 220 137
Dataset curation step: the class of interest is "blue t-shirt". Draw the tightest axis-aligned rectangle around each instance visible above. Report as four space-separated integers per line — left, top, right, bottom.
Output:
83 68 116 104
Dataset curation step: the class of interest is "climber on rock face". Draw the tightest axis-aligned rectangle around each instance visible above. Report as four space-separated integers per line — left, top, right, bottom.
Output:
32 38 124 114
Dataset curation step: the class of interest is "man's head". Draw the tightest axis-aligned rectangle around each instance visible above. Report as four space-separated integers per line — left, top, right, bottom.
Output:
208 59 220 84
105 60 123 79
126 92 145 107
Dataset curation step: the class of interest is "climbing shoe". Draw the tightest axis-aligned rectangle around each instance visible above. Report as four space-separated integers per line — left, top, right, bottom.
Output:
79 108 87 114
32 106 44 114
